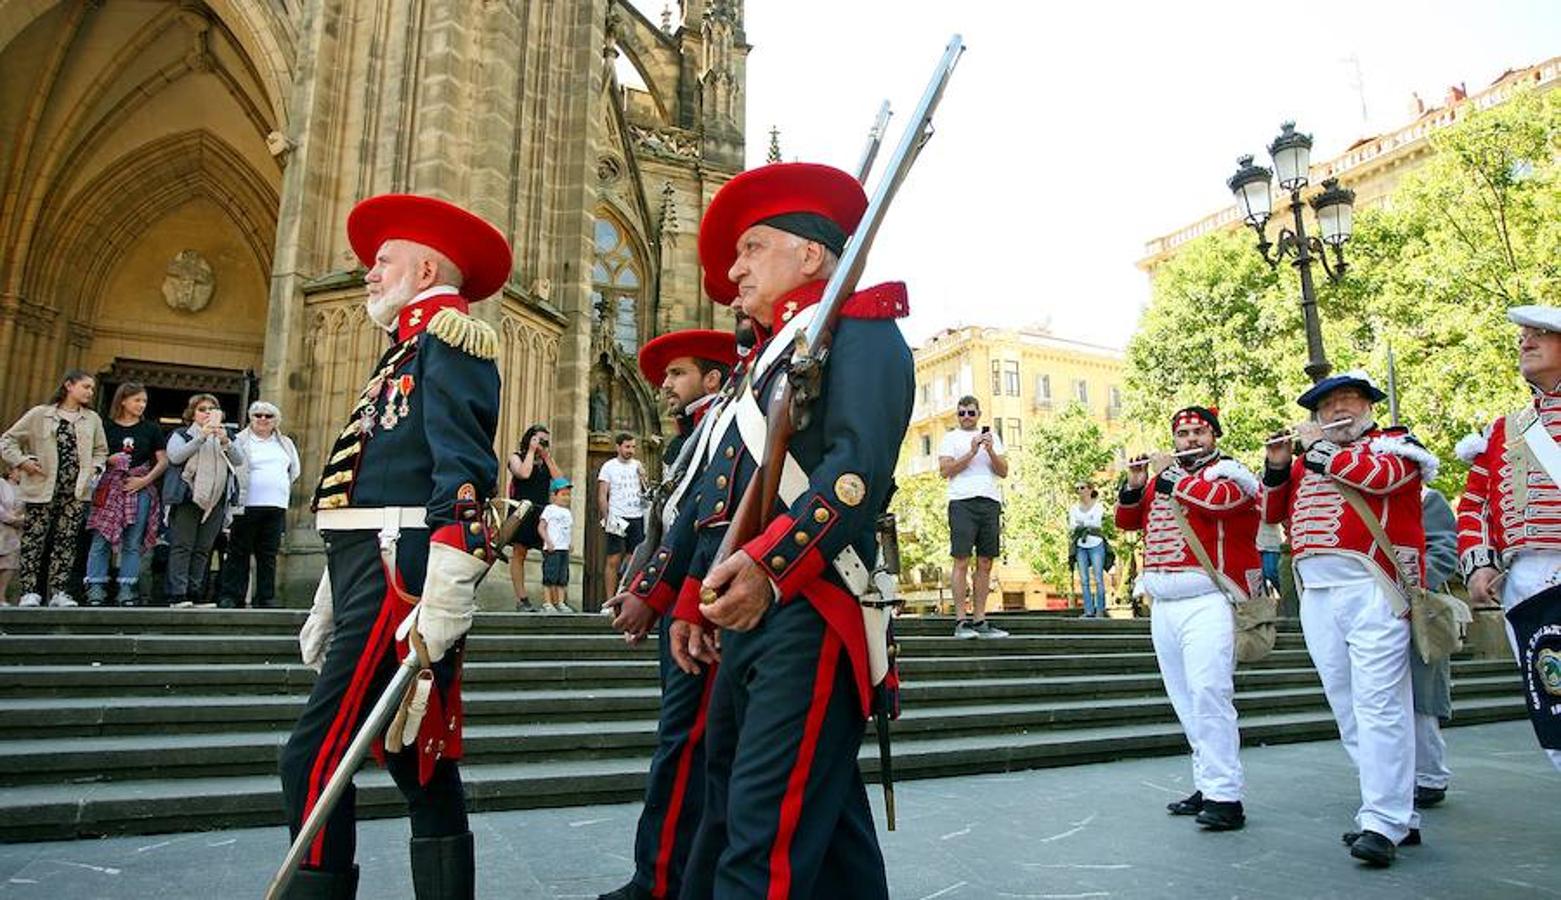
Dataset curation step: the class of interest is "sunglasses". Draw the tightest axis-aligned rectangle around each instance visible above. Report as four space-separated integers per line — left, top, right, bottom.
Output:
197 406 218 413
252 413 275 419
956 410 979 418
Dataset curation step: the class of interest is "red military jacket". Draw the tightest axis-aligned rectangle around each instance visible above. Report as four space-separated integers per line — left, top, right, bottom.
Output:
1261 426 1432 592
1115 457 1263 599
1455 387 1561 576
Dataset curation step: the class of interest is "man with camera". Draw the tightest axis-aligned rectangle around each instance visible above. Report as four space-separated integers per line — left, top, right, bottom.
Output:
938 395 1009 639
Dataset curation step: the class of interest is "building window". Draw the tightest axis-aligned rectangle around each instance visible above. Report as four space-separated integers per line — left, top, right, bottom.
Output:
1035 374 1052 408
920 384 930 405
1007 418 1022 446
591 214 644 355
991 360 1002 395
1107 386 1122 419
920 434 931 456
1073 379 1089 405
1003 361 1020 397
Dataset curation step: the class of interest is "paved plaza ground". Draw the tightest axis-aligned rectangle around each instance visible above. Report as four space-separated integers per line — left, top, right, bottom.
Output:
1 721 1555 899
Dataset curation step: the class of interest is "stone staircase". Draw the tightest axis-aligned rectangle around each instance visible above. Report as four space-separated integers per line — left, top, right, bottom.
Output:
0 608 1526 842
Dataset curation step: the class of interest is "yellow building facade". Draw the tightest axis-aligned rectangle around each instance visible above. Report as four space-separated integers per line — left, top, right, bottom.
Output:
898 325 1127 609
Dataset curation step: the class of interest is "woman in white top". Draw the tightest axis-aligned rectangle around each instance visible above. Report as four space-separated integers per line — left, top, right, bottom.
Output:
1068 482 1108 617
218 401 300 608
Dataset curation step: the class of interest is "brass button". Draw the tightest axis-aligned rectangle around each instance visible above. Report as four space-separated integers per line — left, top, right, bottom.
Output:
714 500 725 513
770 556 786 571
639 580 650 591
716 475 728 488
657 550 668 560
813 508 830 524
794 531 809 546
468 522 482 534
646 565 657 575
724 446 735 459
473 548 486 560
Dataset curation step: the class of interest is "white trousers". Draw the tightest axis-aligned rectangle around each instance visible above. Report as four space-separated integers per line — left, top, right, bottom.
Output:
1500 551 1561 772
1414 712 1451 789
1300 581 1419 841
1151 590 1243 802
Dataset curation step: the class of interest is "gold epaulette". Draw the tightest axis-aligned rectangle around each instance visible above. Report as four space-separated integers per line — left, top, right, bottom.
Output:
427 307 499 360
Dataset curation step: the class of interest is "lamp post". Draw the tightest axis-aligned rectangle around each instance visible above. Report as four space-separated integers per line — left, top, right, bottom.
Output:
1227 122 1357 383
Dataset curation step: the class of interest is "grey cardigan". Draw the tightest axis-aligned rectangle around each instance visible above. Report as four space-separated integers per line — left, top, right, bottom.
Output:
162 425 245 508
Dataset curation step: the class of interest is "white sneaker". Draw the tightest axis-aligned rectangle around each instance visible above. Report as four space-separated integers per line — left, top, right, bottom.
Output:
47 592 78 608
540 602 557 615
18 593 41 608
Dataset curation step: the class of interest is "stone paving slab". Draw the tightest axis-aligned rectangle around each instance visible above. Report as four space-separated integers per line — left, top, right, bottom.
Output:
0 721 1555 898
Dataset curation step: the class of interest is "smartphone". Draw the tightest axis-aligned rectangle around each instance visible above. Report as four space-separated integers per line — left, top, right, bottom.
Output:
980 426 990 435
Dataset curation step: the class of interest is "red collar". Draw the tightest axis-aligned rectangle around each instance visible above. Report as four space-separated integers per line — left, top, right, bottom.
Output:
396 291 468 342
753 279 911 341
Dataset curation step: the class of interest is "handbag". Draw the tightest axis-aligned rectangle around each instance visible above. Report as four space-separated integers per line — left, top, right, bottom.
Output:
1168 503 1277 663
1334 485 1471 665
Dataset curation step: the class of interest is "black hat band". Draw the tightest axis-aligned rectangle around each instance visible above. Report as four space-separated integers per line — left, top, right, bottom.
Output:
756 212 848 256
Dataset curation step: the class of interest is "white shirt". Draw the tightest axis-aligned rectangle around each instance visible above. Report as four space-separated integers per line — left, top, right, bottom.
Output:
598 457 645 519
244 435 291 509
940 428 1006 502
540 503 574 552
1068 503 1103 548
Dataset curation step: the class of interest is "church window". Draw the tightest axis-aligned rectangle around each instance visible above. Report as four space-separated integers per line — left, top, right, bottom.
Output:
591 213 645 355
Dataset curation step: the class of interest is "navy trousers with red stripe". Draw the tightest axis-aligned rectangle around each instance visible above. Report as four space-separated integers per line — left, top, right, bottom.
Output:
679 598 887 900
629 613 716 898
278 530 468 874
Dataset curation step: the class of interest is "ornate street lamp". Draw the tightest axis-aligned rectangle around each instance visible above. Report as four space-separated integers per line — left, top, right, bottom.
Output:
1228 122 1356 383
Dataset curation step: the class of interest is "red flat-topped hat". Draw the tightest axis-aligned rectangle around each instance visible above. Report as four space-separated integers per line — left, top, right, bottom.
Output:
638 329 739 384
347 194 513 301
698 163 867 304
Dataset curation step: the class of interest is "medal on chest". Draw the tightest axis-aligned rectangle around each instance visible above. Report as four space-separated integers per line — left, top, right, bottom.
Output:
379 374 416 431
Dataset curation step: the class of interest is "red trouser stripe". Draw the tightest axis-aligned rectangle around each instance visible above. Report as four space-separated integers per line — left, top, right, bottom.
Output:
652 667 717 898
767 629 841 900
302 571 401 867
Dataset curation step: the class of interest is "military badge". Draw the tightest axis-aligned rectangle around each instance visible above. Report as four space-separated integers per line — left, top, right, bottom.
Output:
1539 648 1561 698
834 473 866 507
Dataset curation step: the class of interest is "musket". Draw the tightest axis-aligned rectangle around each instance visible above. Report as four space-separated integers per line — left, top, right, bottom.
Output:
1386 342 1401 427
855 101 892 183
265 648 421 900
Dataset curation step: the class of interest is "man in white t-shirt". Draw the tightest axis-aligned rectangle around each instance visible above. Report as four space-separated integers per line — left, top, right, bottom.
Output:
598 432 646 600
938 396 1010 639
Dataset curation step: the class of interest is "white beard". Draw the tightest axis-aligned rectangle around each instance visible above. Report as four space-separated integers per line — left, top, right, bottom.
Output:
366 275 417 329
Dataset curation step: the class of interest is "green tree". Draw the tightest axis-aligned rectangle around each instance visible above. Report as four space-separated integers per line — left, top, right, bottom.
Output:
1006 402 1121 588
1126 87 1561 493
888 471 950 585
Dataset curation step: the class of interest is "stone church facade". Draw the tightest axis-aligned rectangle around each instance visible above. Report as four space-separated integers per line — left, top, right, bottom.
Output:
0 0 748 605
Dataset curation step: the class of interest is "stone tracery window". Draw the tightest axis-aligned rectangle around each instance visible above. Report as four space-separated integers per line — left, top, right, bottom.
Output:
591 213 644 355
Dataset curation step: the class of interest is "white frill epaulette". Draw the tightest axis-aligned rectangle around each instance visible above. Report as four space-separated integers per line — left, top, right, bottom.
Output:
1201 458 1260 497
427 307 498 360
1369 433 1441 483
1454 431 1489 464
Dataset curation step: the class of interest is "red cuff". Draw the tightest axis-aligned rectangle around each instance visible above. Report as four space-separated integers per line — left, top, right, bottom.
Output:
672 576 709 627
642 580 676 616
432 492 495 561
741 498 837 602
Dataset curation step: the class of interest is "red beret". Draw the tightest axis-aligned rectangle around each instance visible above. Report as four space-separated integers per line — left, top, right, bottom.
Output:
698 163 867 304
347 194 513 301
638 329 738 385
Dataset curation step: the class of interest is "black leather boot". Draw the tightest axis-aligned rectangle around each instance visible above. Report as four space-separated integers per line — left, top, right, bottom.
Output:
282 865 359 899
411 831 476 899
1195 799 1245 831
1166 790 1204 816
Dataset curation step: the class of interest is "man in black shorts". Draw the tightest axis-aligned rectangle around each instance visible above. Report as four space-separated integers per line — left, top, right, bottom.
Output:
938 395 1009 639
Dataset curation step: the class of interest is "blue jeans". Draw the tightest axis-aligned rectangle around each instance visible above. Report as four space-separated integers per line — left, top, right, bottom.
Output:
85 490 154 588
1076 543 1106 615
1261 549 1281 594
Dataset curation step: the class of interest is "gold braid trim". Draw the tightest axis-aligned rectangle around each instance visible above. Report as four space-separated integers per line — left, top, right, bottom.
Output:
428 307 498 360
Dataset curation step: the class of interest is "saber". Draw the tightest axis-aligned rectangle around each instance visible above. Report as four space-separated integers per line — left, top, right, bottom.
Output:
265 649 420 900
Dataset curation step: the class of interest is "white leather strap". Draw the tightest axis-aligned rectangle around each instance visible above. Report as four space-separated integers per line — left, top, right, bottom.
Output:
316 507 428 532
1521 414 1561 486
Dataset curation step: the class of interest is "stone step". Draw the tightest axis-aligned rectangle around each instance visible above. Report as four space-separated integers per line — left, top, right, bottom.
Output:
0 696 1526 842
0 676 1520 786
0 663 1520 738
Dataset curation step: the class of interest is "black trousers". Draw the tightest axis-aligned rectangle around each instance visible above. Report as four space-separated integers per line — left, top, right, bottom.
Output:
277 530 467 874
630 613 715 898
219 506 285 607
680 599 887 900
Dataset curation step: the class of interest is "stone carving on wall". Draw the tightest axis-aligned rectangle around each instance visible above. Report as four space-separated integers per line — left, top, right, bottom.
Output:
162 250 216 313
629 125 699 159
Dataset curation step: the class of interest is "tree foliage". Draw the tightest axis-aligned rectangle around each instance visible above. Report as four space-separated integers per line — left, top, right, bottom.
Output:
1005 402 1121 587
1127 87 1561 493
889 471 950 583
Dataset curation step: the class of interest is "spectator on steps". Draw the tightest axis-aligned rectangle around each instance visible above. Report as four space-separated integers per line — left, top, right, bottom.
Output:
540 476 575 614
506 423 560 612
0 369 108 608
0 464 22 603
940 396 1009 639
217 401 299 609
84 382 167 607
1070 482 1109 618
161 394 243 607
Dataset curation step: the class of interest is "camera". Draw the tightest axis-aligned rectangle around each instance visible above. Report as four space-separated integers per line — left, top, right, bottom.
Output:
539 438 550 448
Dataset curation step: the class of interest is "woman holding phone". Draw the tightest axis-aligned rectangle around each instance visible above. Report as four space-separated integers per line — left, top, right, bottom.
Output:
161 394 243 606
506 423 560 612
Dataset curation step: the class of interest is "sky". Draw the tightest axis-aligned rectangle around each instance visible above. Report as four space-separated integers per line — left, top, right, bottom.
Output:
630 1 1560 350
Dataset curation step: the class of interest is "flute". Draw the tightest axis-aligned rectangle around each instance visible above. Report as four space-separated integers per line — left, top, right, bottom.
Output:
1263 416 1355 446
1126 447 1211 469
